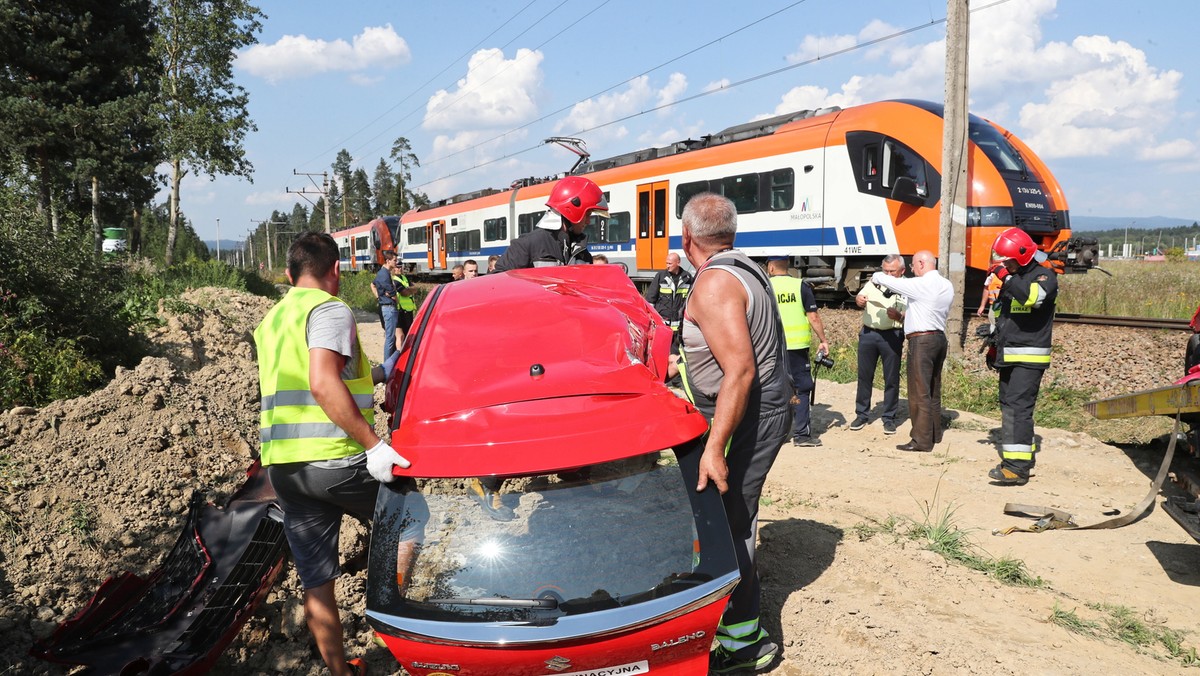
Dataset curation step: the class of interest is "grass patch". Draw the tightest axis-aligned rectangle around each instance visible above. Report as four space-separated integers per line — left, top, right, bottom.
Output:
908 483 1045 587
1050 602 1200 666
850 515 902 542
1059 260 1200 319
62 501 99 549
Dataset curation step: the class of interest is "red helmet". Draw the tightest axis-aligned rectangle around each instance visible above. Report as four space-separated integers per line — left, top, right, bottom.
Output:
991 227 1037 267
545 176 609 226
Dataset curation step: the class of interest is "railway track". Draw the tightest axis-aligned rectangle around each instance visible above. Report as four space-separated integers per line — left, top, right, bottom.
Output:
1052 312 1192 331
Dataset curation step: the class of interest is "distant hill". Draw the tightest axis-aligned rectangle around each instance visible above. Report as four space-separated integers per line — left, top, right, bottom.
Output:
1071 215 1198 231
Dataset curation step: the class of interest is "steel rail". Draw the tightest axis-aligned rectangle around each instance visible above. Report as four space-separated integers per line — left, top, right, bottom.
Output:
1052 313 1192 331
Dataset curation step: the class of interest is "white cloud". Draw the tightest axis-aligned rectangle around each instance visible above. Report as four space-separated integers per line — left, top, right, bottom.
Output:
237 25 410 84
771 0 1185 165
703 78 732 94
771 76 865 116
787 33 859 64
655 73 688 115
555 75 690 143
423 48 544 131
244 190 292 207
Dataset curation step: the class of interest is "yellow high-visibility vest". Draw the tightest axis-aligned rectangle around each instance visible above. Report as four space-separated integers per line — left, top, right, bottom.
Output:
254 287 375 465
769 275 811 350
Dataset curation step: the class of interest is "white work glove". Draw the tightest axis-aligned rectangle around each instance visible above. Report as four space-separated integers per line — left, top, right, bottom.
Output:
365 439 410 483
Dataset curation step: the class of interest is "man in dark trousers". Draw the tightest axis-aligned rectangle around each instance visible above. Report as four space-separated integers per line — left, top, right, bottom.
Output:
494 175 607 271
766 255 827 447
851 254 907 434
988 227 1058 486
670 193 791 673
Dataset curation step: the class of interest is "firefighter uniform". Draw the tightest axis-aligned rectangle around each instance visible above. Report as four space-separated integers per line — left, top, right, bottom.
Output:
645 267 693 342
992 261 1058 481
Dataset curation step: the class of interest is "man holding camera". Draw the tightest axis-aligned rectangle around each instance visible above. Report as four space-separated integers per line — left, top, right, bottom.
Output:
851 254 908 435
767 256 828 447
870 250 953 452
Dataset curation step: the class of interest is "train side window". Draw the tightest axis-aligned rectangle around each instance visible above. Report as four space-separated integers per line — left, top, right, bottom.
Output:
638 190 651 238
769 168 794 211
675 181 709 218
339 246 351 260
881 140 927 198
720 174 759 213
862 144 880 180
468 229 481 250
607 211 631 243
355 236 369 252
407 227 426 246
518 211 544 237
484 217 507 241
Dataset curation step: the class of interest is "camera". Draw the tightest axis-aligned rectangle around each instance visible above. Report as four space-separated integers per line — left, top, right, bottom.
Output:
876 281 896 298
813 350 835 369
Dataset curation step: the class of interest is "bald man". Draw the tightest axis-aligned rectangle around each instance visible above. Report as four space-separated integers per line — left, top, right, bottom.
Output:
870 251 953 452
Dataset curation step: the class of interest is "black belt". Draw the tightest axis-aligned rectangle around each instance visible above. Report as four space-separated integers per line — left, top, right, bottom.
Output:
906 330 944 338
862 326 901 333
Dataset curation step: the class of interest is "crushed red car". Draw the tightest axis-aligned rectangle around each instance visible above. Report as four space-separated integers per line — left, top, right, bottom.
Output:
368 266 740 675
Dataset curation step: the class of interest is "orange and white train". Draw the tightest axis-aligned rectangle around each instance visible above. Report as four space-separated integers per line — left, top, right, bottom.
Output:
352 99 1097 291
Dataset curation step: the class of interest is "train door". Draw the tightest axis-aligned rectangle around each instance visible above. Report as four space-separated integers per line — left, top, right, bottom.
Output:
425 220 447 270
635 181 669 271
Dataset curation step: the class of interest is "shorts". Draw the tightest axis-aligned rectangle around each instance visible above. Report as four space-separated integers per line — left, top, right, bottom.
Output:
268 459 427 589
397 309 414 334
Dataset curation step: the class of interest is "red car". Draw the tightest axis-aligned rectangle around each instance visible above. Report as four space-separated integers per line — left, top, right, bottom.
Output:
367 266 740 675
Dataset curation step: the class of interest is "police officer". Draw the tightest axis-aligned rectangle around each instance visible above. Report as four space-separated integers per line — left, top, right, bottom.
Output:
494 175 607 271
767 256 828 447
988 227 1058 486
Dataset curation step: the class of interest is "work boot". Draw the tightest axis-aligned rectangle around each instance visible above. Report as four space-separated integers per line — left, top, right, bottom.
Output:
469 478 515 521
849 416 869 431
988 465 1029 486
710 638 779 674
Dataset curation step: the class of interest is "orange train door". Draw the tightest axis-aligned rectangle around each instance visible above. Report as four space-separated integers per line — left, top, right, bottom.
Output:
425 220 447 270
635 181 669 272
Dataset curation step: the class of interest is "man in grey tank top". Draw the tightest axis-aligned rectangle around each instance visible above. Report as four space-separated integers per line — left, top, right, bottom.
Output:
671 193 791 673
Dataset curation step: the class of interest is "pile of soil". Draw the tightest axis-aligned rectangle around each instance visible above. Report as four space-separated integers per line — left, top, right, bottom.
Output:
1 289 1196 675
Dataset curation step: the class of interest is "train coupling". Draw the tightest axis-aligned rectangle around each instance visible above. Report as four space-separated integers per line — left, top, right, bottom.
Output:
1045 236 1103 275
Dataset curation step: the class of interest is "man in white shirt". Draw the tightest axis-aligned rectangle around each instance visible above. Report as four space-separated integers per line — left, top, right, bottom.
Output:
870 250 953 452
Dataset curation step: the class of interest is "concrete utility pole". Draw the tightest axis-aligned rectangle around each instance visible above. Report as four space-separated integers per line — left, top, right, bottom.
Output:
939 0 970 356
216 218 221 263
288 170 333 233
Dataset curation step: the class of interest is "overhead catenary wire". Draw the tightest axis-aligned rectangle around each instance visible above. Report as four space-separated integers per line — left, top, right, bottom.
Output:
410 0 1018 191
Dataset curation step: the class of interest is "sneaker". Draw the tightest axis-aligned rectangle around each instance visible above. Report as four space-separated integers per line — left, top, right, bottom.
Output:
882 420 896 435
988 465 1029 486
848 416 868 431
469 478 516 521
710 640 780 674
793 436 822 447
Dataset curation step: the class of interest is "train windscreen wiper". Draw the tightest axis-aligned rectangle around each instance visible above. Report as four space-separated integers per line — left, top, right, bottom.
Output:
425 597 560 608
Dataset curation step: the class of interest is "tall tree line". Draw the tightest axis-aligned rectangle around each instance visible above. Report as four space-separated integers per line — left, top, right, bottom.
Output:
0 0 262 265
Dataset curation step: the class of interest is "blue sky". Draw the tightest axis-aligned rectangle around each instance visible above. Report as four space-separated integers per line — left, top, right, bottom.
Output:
180 0 1199 243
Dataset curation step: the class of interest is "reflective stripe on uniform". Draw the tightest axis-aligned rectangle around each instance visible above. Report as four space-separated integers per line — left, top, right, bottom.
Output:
717 616 768 652
1001 442 1036 461
261 390 374 411
1002 346 1052 364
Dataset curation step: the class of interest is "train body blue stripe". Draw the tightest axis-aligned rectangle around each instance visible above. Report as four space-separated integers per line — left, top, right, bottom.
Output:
842 227 858 246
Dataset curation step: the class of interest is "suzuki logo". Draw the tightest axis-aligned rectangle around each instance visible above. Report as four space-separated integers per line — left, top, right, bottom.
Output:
545 656 572 672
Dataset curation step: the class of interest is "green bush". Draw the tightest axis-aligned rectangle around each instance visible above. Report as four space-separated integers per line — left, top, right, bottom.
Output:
336 270 381 313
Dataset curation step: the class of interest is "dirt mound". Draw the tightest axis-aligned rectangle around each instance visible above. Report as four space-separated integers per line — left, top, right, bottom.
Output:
0 287 375 675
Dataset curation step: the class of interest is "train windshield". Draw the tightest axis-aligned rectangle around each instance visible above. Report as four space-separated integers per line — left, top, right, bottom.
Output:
369 449 735 625
969 121 1028 176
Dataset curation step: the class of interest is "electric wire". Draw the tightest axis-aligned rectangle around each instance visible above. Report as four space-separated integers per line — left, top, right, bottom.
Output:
411 0 1017 191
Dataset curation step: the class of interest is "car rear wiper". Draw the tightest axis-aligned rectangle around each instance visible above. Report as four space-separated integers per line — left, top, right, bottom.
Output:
424 596 560 608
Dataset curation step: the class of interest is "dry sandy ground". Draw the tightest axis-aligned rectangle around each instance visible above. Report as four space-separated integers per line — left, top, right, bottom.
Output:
354 312 1200 675
2 290 1195 676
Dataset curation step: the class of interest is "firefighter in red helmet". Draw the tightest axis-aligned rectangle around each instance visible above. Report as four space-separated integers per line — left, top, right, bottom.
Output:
988 227 1058 486
494 175 609 272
